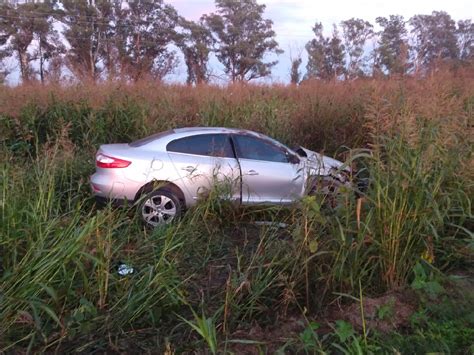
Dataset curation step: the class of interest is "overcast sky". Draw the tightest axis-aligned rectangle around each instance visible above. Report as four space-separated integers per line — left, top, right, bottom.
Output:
168 0 474 83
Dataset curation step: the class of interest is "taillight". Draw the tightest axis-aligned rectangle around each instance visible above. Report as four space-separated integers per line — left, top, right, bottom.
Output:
96 153 131 168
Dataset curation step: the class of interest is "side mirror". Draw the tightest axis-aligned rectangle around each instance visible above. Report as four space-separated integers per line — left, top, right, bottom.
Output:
293 146 308 158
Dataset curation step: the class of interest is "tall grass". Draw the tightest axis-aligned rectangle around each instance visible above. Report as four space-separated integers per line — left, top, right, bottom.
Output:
0 147 187 351
0 72 472 351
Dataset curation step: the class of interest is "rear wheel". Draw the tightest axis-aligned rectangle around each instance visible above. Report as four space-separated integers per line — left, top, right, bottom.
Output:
139 188 182 228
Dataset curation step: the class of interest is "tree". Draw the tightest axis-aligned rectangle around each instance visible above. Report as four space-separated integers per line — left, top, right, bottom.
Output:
306 23 345 80
290 57 302 84
375 15 410 76
99 0 120 80
305 23 325 79
341 18 373 79
456 19 473 63
176 18 213 85
0 3 14 82
0 3 35 82
410 11 459 71
327 25 346 79
33 14 64 84
288 44 303 84
204 0 282 82
0 44 9 83
0 1 60 83
60 0 113 82
114 0 179 82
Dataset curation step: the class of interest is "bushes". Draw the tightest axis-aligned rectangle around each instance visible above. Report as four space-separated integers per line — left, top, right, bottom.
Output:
1 81 372 155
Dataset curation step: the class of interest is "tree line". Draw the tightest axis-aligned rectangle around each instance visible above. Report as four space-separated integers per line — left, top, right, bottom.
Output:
0 0 472 85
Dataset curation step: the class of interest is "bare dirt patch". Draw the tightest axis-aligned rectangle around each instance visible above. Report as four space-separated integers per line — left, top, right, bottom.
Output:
338 290 418 334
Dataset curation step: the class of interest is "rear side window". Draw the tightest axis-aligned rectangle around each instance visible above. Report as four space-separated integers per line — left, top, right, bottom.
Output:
129 130 174 147
166 134 234 158
233 134 289 163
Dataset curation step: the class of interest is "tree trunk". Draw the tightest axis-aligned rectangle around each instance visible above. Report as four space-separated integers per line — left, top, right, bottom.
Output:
39 41 44 84
18 50 30 82
89 47 95 81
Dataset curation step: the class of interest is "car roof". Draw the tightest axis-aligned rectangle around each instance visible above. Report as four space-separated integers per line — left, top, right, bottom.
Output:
173 127 256 135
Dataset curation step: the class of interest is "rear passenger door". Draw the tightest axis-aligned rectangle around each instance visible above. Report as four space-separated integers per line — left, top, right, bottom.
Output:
232 134 304 204
167 134 241 204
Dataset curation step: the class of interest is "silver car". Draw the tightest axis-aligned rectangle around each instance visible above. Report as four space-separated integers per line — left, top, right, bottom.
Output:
90 127 351 227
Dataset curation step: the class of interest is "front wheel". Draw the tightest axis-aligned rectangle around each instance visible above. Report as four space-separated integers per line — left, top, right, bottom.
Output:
139 188 182 228
309 177 344 208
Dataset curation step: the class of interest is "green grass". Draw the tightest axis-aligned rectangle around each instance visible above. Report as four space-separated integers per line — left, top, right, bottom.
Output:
0 78 473 352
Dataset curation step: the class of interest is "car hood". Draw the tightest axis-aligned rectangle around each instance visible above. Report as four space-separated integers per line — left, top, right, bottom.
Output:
298 146 349 177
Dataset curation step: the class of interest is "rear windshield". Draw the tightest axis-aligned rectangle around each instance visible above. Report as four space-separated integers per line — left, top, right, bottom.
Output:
129 130 174 147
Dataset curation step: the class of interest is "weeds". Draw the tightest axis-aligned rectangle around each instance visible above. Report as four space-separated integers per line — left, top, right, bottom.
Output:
179 306 218 354
0 75 473 352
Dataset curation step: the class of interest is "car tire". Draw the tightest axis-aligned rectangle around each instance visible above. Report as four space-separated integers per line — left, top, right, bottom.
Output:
138 188 182 228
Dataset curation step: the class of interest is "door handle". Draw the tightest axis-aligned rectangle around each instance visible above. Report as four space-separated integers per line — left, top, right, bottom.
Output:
247 170 259 176
182 166 197 173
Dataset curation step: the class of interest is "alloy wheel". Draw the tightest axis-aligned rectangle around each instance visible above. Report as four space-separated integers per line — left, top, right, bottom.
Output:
141 194 177 226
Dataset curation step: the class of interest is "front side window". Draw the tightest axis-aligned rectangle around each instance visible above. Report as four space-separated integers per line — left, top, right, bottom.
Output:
166 134 234 158
233 135 289 163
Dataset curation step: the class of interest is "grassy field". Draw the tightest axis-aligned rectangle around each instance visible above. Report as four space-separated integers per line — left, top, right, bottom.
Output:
0 70 473 353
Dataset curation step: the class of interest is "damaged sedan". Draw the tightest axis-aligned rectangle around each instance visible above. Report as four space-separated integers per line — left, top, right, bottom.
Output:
90 127 352 227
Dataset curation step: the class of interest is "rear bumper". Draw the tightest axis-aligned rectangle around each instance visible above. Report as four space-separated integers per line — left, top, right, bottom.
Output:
90 171 140 201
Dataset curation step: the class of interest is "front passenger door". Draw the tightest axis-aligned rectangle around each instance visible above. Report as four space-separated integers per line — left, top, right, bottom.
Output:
232 134 304 204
